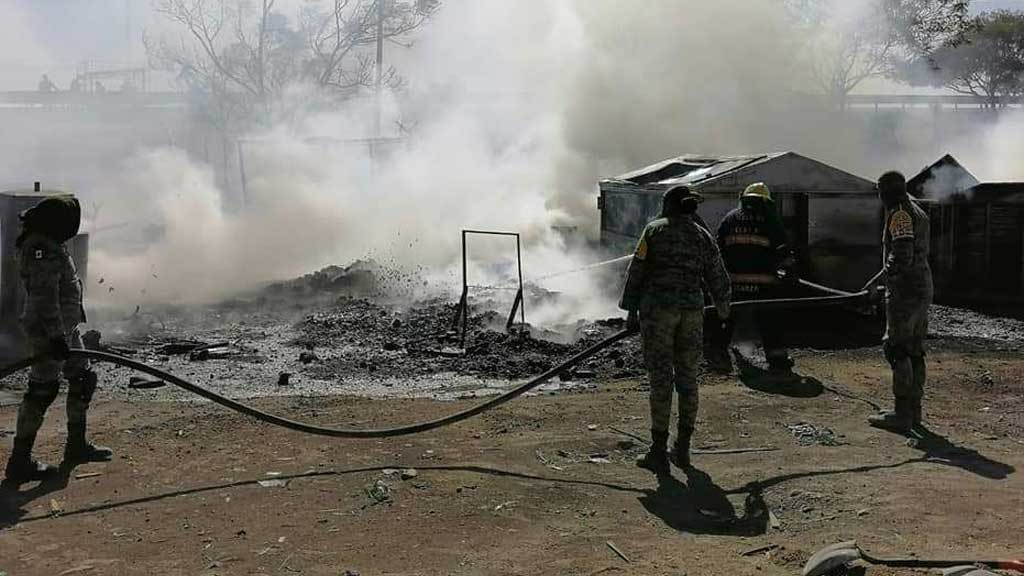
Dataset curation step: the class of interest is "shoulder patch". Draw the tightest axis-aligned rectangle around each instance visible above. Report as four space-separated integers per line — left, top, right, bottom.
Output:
634 235 648 260
888 209 914 240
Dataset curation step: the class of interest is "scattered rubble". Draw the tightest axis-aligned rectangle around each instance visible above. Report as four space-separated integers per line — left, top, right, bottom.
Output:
787 423 843 446
366 480 392 504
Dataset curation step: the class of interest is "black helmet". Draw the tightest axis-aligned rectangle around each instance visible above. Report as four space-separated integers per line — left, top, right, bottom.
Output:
17 195 81 246
661 185 704 216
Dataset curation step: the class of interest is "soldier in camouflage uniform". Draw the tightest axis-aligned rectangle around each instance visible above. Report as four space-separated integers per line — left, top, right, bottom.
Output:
620 185 731 472
4 196 112 487
868 171 933 434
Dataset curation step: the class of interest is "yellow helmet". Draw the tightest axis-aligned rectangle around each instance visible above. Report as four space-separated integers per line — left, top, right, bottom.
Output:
741 182 772 201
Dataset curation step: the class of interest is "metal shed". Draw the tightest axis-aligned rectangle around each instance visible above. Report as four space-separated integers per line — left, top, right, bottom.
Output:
599 151 882 291
911 155 1024 306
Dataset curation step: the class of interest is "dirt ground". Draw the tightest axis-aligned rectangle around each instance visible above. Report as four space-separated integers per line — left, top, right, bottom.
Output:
1 332 1023 575
1 269 1023 576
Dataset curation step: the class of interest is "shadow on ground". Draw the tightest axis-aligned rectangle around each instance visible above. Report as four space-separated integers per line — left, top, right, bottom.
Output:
911 425 1015 480
640 465 768 536
733 351 825 398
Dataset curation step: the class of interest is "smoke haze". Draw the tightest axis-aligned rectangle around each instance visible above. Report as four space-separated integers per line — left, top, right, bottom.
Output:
1 0 1023 320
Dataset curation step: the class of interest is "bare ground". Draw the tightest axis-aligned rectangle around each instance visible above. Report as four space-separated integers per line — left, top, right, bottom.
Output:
1 336 1022 576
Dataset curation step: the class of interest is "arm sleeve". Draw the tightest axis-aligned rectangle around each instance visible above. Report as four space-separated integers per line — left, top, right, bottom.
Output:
618 229 649 311
886 240 913 280
766 211 793 267
702 234 732 316
22 256 66 338
885 209 915 281
715 218 727 251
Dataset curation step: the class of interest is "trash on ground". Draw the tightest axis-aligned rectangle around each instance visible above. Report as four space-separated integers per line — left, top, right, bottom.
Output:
787 422 843 446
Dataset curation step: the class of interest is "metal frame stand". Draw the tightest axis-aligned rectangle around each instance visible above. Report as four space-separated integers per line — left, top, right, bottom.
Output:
449 229 526 348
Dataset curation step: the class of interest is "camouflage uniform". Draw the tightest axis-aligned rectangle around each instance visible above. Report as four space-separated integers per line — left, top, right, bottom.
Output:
16 233 94 438
620 213 731 463
5 197 109 485
881 197 933 425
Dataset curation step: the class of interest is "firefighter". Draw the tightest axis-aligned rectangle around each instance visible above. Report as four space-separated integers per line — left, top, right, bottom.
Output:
3 196 112 487
707 182 796 374
868 171 933 434
620 185 731 472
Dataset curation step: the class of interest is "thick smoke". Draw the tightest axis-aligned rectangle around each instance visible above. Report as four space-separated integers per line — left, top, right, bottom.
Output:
0 3 51 92
949 111 1024 182
3 0 1024 321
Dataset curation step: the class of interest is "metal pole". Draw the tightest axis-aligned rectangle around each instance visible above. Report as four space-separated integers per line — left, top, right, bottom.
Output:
461 230 468 348
516 235 525 326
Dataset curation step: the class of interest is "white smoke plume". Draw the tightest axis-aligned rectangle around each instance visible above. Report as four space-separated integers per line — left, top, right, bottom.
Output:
3 0 1024 323
947 111 1024 182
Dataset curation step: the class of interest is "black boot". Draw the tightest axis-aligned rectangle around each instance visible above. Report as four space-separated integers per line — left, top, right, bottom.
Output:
637 430 669 474
63 425 113 465
3 437 56 487
64 371 113 466
867 397 913 434
672 430 692 469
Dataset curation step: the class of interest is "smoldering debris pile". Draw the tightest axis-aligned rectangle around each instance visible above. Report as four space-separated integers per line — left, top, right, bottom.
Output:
256 261 642 382
264 260 435 301
294 295 644 382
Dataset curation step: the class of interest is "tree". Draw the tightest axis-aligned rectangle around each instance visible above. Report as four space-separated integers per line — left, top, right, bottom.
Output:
146 0 438 129
907 10 1024 105
301 0 436 97
787 0 972 108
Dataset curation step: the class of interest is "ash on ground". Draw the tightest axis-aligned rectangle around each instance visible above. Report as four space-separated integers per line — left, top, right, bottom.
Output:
294 296 643 381
78 262 1024 401
85 261 644 395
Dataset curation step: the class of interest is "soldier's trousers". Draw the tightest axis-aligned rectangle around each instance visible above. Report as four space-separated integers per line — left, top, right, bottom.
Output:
15 329 94 446
884 289 931 406
640 305 703 436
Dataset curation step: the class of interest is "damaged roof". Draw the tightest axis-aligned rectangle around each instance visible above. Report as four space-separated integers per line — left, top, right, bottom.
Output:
603 151 876 194
909 154 1024 203
907 154 980 199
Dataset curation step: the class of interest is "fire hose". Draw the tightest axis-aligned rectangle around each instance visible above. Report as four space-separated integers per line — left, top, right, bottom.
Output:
0 287 870 439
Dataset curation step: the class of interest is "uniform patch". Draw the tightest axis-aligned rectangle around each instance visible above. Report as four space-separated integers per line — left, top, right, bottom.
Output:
34 249 43 260
888 209 914 240
634 236 648 260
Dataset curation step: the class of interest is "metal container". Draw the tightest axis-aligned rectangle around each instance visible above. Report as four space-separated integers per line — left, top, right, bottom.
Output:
0 186 90 360
598 152 882 292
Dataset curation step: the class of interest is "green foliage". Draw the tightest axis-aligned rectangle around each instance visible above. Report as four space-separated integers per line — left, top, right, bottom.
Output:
906 10 1024 100
785 0 974 102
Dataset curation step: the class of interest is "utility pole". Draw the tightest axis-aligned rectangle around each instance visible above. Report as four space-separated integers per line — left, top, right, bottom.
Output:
375 0 385 139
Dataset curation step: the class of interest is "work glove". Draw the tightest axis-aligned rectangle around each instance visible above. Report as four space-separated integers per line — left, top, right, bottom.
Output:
716 303 731 322
776 268 798 284
48 336 70 360
626 309 640 333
